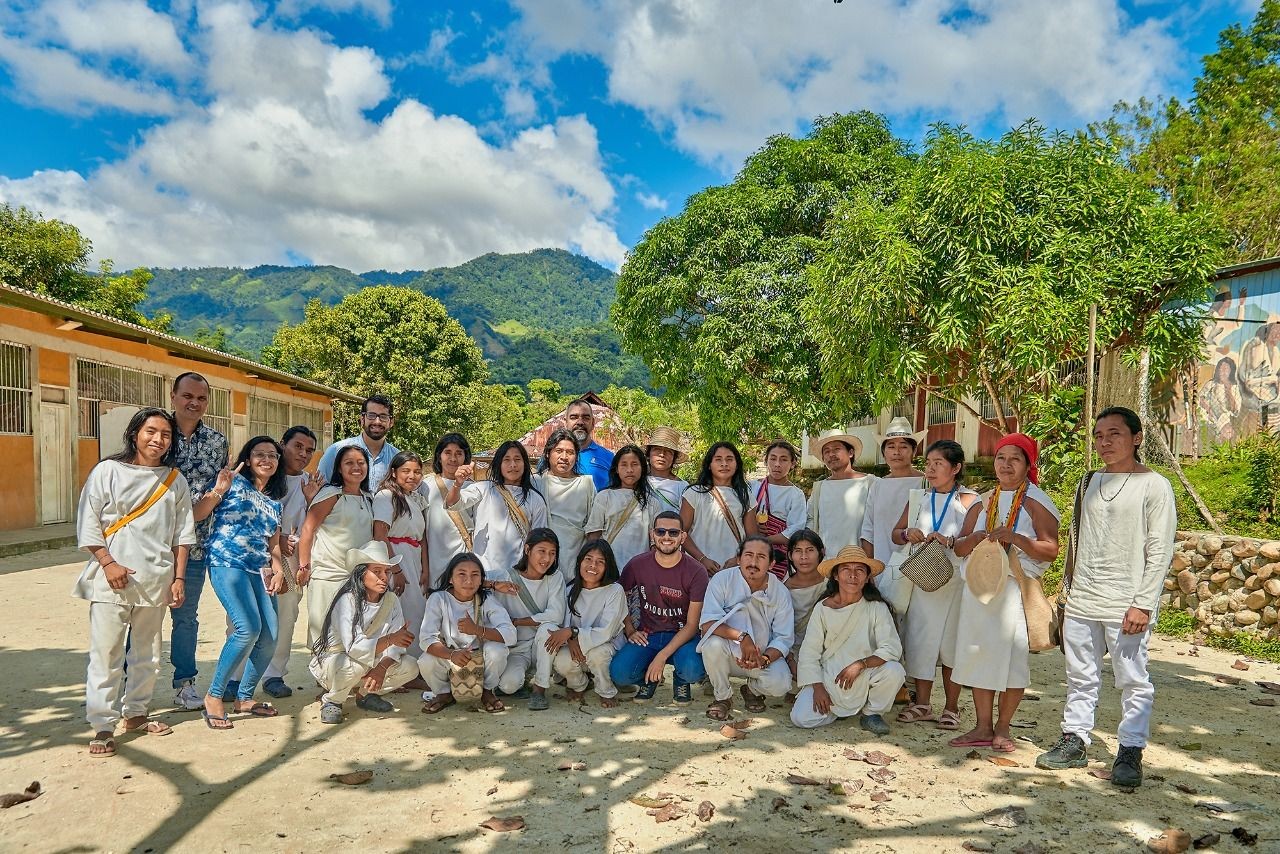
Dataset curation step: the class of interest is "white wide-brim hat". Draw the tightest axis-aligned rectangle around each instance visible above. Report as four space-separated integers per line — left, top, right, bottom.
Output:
345 539 404 573
878 415 927 450
809 428 864 460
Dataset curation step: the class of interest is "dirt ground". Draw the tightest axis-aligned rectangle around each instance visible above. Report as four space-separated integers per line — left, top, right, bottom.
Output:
1 548 1278 853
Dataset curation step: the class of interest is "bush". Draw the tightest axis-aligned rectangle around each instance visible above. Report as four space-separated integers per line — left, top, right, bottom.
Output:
1154 609 1195 638
1203 631 1280 664
1244 432 1280 521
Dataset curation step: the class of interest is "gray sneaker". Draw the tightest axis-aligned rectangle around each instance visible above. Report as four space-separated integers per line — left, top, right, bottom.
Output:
859 714 891 736
528 692 550 711
320 701 344 724
174 680 204 711
1036 732 1088 770
355 693 394 713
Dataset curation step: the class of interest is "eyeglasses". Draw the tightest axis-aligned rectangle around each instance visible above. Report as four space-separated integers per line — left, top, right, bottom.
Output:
362 413 392 423
653 527 682 537
250 452 280 461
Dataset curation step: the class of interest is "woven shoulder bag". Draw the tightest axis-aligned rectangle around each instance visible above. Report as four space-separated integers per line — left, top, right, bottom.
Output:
899 540 954 593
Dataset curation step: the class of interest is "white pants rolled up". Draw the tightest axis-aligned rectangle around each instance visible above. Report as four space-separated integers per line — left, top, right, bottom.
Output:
701 635 791 702
86 602 167 731
308 653 419 706
418 643 509 694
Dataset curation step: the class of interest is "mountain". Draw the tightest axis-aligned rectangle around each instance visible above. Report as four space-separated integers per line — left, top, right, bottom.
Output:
142 249 649 393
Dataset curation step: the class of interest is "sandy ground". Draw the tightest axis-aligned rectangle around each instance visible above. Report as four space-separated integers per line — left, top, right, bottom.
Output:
1 548 1278 853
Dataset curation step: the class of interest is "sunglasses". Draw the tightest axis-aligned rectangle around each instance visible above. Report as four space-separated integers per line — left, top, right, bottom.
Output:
653 527 682 537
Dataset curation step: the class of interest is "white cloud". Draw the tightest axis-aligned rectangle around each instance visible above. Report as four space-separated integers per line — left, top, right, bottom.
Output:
0 32 181 114
509 0 1185 164
635 191 665 211
41 0 189 71
0 1 625 271
275 0 392 26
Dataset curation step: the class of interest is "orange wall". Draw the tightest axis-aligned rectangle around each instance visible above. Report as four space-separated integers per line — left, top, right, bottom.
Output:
0 435 37 528
38 350 70 387
78 439 99 488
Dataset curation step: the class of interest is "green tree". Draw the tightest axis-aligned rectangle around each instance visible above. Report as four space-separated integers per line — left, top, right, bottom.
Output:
263 286 490 454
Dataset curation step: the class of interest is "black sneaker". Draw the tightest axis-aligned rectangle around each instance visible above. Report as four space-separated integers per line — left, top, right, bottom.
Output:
1111 745 1144 788
356 693 395 713
633 682 658 702
672 681 693 704
1035 732 1088 770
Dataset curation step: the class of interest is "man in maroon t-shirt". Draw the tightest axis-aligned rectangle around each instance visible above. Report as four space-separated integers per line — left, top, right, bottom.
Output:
610 510 709 702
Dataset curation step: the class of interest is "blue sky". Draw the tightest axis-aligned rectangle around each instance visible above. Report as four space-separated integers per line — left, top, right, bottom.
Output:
0 0 1260 272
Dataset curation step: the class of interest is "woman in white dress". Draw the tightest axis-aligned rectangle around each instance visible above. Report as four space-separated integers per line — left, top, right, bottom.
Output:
373 451 430 660
890 440 980 732
534 428 595 580
951 433 1060 752
747 441 808 579
447 440 549 576
785 529 828 691
681 441 758 575
585 445 659 570
487 528 568 707
299 445 374 646
419 433 475 590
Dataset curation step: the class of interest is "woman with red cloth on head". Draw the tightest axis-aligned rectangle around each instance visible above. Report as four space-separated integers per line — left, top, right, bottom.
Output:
948 433 1061 753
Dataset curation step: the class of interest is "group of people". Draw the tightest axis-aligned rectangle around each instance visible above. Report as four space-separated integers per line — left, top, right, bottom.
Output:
73 377 1176 790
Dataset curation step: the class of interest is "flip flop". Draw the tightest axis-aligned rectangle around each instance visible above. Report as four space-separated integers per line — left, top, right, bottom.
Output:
88 736 116 758
123 719 173 736
948 734 993 748
236 703 278 717
422 695 456 714
706 699 732 721
481 692 505 713
202 709 234 730
990 737 1017 753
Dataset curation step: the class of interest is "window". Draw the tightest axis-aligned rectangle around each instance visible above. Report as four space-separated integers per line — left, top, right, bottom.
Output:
891 392 917 422
290 403 325 447
977 390 1012 421
0 341 32 435
249 396 291 439
205 387 232 439
76 359 165 438
926 394 957 425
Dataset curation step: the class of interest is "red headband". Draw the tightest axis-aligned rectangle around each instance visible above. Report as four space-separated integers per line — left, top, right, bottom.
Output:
994 432 1039 484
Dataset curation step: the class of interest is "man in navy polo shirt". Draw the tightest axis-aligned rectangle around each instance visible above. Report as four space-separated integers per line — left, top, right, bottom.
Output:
565 397 613 491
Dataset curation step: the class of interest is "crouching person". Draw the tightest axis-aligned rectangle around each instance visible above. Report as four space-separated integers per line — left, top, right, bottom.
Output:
309 541 420 725
699 536 794 719
790 545 905 734
534 540 628 708
419 553 516 714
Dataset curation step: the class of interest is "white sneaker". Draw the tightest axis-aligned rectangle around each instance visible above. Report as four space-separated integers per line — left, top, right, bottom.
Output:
174 680 203 710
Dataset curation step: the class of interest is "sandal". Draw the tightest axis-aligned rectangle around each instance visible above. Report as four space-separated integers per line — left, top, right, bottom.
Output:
422 694 456 714
202 709 233 730
88 735 116 758
235 702 278 717
706 698 733 721
480 690 505 713
948 733 993 747
935 709 962 730
896 703 936 723
990 736 1017 753
740 685 766 713
123 719 172 736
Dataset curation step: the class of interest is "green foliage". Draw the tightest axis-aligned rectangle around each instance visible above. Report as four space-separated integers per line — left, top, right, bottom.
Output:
1155 454 1280 539
263 286 490 455
1202 631 1280 663
1021 386 1087 486
1154 609 1196 638
1243 432 1280 519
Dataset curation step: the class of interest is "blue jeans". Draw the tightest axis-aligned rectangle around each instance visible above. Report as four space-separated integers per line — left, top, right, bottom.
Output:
609 631 705 687
170 556 206 688
207 565 278 702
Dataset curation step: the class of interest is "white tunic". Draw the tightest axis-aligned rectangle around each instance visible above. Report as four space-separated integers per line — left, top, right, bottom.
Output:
419 590 516 650
533 473 596 575
807 475 879 553
563 584 628 651
488 569 569 645
649 476 688 514
859 475 924 561
326 593 409 668
278 474 309 575
953 484 1061 691
747 479 808 539
73 460 198 607
419 475 474 588
901 486 976 680
585 487 659 570
1068 472 1177 622
796 598 902 714
451 481 550 575
787 579 827 655
683 485 747 568
309 486 374 584
373 489 429 561
700 569 795 657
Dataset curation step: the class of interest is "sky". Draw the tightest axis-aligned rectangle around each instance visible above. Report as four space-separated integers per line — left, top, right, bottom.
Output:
0 0 1262 273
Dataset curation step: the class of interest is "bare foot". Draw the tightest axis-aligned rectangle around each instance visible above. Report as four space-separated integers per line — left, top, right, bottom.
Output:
600 696 618 708
565 688 586 702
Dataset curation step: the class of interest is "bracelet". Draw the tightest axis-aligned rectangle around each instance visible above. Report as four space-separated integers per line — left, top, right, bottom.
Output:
173 578 186 583
101 560 116 568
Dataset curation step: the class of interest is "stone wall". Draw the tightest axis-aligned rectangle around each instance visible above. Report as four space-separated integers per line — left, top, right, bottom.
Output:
1162 532 1280 640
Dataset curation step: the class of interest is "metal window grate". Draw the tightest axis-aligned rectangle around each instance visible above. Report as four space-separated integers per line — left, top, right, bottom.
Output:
250 396 291 440
977 391 1012 421
290 403 325 447
76 359 165 438
205 387 232 439
0 341 32 435
926 394 957 425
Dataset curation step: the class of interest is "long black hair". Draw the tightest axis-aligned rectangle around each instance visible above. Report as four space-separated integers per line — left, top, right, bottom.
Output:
1096 405 1144 463
822 561 892 618
437 552 488 603
232 436 289 500
607 444 651 509
538 428 582 476
924 439 966 484
310 563 376 661
329 444 371 492
787 529 826 575
432 432 472 475
513 527 560 576
490 440 537 500
691 441 750 511
567 539 620 618
377 451 424 522
109 407 180 466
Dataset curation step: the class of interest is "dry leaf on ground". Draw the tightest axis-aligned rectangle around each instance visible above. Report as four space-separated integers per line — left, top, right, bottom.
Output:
870 791 891 803
1192 832 1220 849
479 816 526 833
830 779 863 796
328 770 373 786
1146 828 1191 853
843 748 866 761
557 761 586 771
786 774 823 786
771 797 789 812
1214 675 1242 685
962 842 995 853
0 782 41 809
727 718 753 730
1232 659 1250 671
867 767 897 784
1231 827 1258 846
628 796 671 809
1256 681 1280 694
647 803 687 823
982 806 1026 828
988 756 1021 768
696 801 715 822
1089 768 1113 780
863 750 894 766
720 724 746 740
1179 742 1202 751
1249 698 1276 707
1174 783 1197 794
485 786 498 795
965 750 982 760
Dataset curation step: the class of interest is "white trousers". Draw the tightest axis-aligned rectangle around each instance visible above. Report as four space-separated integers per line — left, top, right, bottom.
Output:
790 661 906 729
532 625 619 698
701 636 792 702
308 652 419 706
498 639 534 694
1061 616 1155 748
418 643 509 693
86 602 167 731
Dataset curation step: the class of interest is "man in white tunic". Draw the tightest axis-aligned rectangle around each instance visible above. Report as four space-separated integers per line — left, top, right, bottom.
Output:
699 537 794 718
807 430 878 553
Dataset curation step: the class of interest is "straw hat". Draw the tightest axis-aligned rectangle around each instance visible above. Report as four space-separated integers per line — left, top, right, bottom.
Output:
816 544 885 578
809 428 863 461
345 540 403 573
965 538 1009 605
645 426 689 465
877 415 926 450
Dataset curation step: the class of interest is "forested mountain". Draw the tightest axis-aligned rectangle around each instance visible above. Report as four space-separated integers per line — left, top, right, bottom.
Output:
143 249 648 393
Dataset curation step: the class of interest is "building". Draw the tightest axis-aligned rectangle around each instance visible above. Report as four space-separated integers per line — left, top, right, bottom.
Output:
517 391 622 461
0 283 359 531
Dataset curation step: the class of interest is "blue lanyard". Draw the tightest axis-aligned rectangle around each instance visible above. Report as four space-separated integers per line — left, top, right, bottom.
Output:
930 486 957 533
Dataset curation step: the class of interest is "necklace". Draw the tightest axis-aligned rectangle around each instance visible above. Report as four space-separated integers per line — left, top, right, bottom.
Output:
1098 470 1134 502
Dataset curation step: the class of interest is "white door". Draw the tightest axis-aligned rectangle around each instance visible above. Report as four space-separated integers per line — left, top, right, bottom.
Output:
39 401 72 524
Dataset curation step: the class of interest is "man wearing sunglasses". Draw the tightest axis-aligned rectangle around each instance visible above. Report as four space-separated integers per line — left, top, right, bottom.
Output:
609 511 708 703
317 394 400 490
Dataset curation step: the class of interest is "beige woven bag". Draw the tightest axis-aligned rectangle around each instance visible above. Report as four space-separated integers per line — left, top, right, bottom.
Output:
449 598 485 702
899 540 954 592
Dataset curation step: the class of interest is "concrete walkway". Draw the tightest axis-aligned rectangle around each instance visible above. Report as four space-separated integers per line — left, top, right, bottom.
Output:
0 522 77 557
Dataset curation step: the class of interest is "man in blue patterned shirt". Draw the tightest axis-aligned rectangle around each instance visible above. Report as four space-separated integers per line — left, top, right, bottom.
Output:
168 371 230 710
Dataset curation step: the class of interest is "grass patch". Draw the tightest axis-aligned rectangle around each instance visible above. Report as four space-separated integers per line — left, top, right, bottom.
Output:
1202 631 1280 663
1154 609 1195 639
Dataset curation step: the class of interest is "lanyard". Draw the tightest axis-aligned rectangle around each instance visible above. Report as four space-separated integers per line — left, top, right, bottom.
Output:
930 486 957 533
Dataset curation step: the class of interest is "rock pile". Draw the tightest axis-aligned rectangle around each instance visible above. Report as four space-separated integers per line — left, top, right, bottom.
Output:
1162 533 1280 639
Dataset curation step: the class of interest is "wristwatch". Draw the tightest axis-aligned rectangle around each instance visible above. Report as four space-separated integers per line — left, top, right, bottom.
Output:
570 627 579 639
